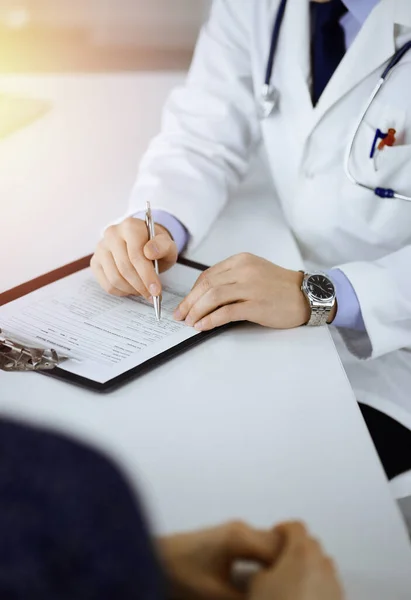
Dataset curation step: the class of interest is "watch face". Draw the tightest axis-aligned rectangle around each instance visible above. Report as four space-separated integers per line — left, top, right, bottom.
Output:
307 274 335 301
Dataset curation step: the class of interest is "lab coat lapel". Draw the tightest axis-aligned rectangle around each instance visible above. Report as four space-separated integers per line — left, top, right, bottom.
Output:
393 0 411 29
307 0 396 136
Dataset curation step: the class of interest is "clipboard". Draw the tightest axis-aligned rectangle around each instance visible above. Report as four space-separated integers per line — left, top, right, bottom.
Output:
0 256 231 393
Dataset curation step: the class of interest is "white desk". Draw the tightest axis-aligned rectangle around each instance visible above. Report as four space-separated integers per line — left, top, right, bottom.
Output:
1 74 411 599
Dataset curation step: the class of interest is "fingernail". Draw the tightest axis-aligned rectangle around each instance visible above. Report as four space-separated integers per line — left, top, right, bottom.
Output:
149 283 160 296
150 243 159 256
174 309 182 321
185 316 194 327
194 321 203 331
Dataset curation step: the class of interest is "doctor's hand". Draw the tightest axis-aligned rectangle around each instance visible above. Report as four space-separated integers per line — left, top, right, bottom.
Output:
91 217 178 299
158 521 280 600
249 522 344 600
174 253 312 331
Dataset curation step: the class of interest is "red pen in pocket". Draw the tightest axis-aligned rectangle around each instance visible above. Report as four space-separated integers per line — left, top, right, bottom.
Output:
370 128 397 171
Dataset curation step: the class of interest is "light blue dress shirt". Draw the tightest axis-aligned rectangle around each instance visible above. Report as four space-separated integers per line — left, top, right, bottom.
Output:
135 0 381 330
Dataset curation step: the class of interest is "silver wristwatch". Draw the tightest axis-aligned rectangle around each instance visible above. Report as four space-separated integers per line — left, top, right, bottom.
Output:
300 272 336 327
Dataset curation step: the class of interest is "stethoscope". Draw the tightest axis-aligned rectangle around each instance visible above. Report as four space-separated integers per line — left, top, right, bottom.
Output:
260 0 411 202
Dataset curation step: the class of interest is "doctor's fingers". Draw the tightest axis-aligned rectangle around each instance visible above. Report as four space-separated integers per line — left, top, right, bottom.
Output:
194 301 253 332
95 248 144 296
192 254 247 290
183 284 248 327
90 254 133 297
275 522 309 549
106 227 160 298
174 271 237 321
109 239 155 299
119 226 165 297
192 253 262 290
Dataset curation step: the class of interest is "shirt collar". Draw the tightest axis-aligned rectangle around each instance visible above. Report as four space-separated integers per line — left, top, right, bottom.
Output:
342 0 381 26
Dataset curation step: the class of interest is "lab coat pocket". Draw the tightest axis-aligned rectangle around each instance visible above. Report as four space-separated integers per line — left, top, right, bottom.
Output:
344 116 411 248
360 101 410 195
370 142 411 195
350 120 411 194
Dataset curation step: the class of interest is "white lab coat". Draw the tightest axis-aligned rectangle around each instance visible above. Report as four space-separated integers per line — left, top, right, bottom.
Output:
126 0 411 429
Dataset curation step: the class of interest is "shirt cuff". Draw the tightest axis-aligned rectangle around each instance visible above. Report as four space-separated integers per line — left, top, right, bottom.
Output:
327 268 366 331
133 210 189 254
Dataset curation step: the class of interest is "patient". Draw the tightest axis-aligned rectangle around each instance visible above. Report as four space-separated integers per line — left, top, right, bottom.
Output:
0 419 343 600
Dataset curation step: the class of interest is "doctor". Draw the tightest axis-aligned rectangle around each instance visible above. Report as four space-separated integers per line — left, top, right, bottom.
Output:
91 0 411 479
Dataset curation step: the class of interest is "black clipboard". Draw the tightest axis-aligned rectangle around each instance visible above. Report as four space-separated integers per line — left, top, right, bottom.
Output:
0 255 231 393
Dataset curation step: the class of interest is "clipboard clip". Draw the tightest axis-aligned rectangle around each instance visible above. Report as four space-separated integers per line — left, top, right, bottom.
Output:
0 329 64 372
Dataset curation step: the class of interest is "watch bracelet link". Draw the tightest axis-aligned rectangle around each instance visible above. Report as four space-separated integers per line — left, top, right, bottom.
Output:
307 305 330 327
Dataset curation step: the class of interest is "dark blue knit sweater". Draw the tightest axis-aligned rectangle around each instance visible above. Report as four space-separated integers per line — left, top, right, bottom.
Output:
0 419 164 600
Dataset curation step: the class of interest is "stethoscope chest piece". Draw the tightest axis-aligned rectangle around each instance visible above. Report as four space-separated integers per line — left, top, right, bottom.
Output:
259 84 279 119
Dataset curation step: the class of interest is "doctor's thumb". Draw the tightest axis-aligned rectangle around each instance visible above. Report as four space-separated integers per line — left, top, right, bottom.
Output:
143 233 177 262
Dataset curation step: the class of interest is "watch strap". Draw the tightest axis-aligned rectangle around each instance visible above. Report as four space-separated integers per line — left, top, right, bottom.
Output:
306 305 331 327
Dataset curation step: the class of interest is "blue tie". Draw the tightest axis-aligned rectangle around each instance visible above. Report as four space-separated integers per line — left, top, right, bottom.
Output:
311 0 348 105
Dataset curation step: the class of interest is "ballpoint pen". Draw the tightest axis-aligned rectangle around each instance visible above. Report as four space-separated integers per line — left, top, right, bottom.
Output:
145 201 162 321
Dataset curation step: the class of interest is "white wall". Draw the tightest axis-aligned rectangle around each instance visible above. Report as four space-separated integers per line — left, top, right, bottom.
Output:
0 0 211 48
